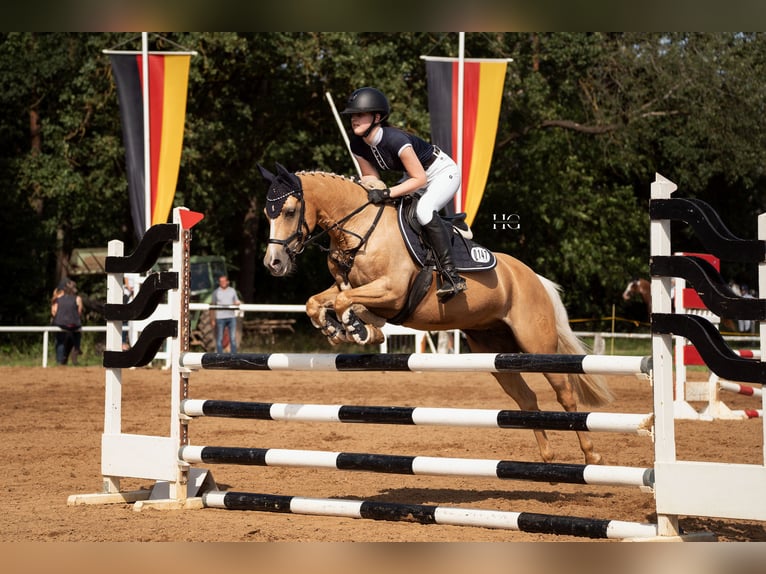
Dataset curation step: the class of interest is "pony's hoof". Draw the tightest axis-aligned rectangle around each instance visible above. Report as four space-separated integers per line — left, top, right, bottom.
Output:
319 309 346 339
326 333 348 345
586 453 604 465
342 309 370 344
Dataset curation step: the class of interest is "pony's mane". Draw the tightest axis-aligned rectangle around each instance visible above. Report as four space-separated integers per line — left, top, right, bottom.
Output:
295 170 356 183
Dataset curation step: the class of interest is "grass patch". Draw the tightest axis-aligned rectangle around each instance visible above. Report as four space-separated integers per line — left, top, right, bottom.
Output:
0 331 106 367
0 321 753 368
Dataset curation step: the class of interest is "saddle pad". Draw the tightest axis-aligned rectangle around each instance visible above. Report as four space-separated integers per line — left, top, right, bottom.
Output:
397 201 497 272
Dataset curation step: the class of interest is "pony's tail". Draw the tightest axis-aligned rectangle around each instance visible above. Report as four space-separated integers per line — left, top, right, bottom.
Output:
537 275 614 406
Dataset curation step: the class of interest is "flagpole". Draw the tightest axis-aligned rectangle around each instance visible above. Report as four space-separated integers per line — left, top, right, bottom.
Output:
141 32 151 232
456 31 465 215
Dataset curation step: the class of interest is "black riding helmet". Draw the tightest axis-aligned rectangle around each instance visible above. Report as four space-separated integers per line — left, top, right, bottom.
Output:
341 87 390 136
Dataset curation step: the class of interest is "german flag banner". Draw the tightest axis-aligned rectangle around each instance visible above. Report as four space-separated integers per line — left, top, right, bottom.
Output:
109 53 191 237
424 57 509 226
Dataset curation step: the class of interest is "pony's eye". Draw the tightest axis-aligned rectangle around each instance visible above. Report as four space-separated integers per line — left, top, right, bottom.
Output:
285 207 296 218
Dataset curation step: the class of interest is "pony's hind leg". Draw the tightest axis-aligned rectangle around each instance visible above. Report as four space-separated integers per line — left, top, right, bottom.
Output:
466 324 602 465
491 371 556 463
542 372 602 465
466 329 557 463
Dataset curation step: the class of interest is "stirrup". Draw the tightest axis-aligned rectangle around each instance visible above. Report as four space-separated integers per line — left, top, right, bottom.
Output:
435 270 467 302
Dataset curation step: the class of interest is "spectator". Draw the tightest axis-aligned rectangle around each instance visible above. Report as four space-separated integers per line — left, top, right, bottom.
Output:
51 278 83 365
738 285 755 333
122 274 136 350
211 275 240 353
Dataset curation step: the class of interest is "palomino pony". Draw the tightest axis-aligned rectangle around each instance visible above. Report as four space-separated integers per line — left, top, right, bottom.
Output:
260 164 613 464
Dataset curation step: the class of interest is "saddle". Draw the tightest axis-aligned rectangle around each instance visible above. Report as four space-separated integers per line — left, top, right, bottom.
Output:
386 195 496 324
397 195 497 272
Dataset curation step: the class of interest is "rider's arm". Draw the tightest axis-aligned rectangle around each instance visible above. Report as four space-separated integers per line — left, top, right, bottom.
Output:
356 155 381 185
388 146 427 198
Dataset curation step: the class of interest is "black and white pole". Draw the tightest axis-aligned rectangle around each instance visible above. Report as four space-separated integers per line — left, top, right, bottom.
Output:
180 352 651 376
201 491 660 540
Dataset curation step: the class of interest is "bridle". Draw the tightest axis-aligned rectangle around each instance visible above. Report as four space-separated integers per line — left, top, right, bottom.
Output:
266 187 310 262
266 184 386 276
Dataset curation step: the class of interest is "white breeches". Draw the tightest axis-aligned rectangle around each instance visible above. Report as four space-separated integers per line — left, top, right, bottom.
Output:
415 152 461 225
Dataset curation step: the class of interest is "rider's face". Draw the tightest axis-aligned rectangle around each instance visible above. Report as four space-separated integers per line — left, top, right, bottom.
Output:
350 112 376 136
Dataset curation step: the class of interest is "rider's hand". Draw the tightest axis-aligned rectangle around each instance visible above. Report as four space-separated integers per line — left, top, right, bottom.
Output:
367 187 391 204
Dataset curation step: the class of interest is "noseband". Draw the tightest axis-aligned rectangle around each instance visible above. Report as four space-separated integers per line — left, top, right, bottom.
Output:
266 188 309 262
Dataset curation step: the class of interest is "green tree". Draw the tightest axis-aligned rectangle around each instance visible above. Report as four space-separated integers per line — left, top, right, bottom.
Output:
1 32 764 331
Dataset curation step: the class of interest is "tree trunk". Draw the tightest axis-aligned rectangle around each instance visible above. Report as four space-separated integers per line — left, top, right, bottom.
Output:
237 195 260 302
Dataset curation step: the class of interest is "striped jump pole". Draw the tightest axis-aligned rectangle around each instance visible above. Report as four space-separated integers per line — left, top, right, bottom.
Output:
180 352 651 376
696 374 764 420
702 378 763 420
734 349 762 360
182 399 653 435
719 380 763 398
180 445 654 488
201 491 660 540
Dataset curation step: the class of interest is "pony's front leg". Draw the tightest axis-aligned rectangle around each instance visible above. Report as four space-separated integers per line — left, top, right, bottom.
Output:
306 285 350 345
333 279 399 345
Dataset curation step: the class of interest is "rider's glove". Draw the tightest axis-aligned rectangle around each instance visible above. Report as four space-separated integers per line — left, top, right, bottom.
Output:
367 187 391 204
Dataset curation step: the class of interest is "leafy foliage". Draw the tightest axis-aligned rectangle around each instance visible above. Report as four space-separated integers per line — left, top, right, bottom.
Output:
1 32 764 330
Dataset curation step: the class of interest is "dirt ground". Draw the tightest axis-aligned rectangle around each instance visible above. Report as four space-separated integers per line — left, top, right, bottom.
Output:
2 363 765 543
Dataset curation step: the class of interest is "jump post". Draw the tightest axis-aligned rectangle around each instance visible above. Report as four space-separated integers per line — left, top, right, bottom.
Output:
672 252 763 420
68 176 766 540
649 174 766 533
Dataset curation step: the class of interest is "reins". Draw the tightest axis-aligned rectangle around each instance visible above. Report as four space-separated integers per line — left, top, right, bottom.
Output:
321 201 387 283
306 199 384 254
271 179 388 282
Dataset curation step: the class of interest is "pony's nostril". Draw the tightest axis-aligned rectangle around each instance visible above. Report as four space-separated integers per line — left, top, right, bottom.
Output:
269 259 284 274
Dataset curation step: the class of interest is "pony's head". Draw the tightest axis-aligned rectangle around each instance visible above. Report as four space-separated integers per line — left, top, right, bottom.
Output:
259 162 303 219
259 163 309 276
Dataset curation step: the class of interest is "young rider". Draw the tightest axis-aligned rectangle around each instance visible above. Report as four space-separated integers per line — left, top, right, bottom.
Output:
341 86 467 301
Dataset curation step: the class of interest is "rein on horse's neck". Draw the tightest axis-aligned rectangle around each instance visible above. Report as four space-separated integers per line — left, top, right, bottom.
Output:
298 171 380 244
296 172 386 277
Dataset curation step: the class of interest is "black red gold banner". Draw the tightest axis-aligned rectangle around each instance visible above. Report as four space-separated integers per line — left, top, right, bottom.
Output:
110 53 191 237
425 58 508 226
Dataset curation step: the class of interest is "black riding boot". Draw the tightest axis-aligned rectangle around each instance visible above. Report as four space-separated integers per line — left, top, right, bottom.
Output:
422 213 467 302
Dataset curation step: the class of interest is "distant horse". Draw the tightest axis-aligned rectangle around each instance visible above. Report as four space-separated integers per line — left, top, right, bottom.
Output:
259 164 613 464
622 278 651 316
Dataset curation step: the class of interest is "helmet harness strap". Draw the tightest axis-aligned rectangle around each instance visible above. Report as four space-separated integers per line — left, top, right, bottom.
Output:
362 112 383 139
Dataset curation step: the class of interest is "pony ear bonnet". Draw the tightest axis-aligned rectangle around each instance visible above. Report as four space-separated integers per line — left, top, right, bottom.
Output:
257 163 275 183
275 162 303 190
264 163 302 220
275 162 290 176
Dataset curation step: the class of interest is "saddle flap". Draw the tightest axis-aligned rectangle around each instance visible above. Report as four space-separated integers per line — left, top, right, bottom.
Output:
397 196 496 273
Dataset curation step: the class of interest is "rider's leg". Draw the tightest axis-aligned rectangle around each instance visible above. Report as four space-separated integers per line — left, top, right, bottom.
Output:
416 156 465 301
421 211 467 301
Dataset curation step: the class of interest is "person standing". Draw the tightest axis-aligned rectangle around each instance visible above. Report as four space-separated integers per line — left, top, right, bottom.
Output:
122 274 136 350
341 86 466 302
51 279 83 365
738 285 756 333
211 275 240 353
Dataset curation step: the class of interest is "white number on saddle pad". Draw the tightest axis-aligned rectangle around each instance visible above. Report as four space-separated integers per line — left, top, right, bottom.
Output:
470 247 492 263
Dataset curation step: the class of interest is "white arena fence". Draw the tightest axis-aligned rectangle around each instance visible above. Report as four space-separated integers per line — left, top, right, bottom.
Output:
20 312 761 368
